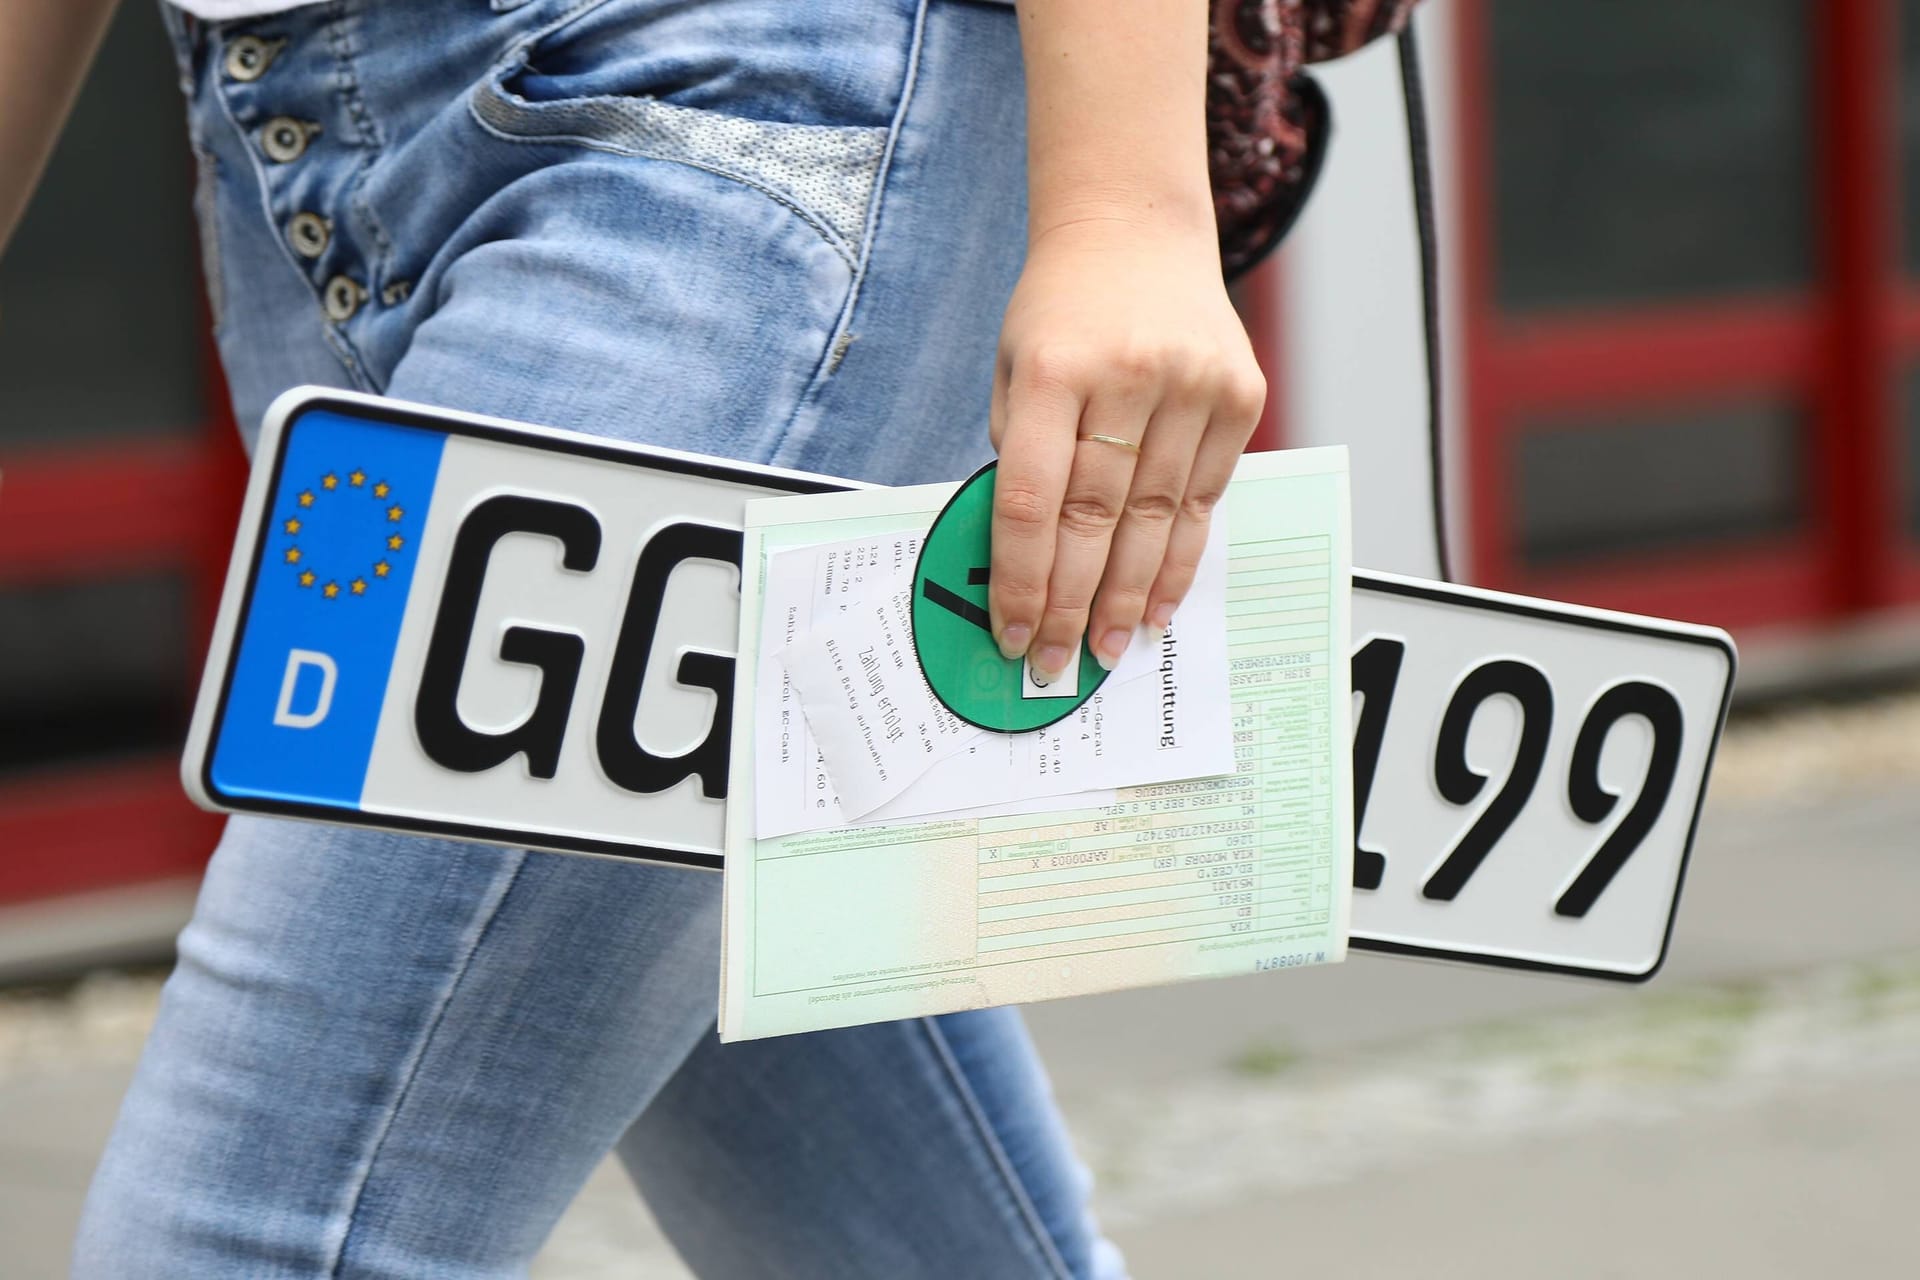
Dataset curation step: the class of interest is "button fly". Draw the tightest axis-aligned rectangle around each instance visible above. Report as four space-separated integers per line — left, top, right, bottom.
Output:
323 275 367 323
224 36 285 83
261 117 320 164
287 212 331 259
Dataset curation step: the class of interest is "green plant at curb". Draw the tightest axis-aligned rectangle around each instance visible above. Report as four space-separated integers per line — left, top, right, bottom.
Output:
1227 1040 1302 1078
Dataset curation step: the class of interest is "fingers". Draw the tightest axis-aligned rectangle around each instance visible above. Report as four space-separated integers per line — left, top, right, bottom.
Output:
988 363 1080 662
1146 409 1249 625
989 332 1264 681
1083 398 1205 666
1025 405 1143 679
1013 353 1156 678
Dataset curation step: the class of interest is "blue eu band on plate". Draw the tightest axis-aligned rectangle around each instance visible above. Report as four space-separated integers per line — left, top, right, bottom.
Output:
206 412 442 812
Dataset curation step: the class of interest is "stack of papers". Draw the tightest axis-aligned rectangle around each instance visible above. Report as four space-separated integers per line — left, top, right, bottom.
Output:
755 518 1234 838
721 448 1353 1040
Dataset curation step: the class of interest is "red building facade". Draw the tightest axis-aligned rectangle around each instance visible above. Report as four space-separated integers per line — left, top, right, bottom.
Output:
4 1 1917 922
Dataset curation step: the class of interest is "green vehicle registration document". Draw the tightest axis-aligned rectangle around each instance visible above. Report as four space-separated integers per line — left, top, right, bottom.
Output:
720 448 1352 1041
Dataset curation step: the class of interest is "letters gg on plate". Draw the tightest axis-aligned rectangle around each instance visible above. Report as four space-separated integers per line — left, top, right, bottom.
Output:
183 388 855 869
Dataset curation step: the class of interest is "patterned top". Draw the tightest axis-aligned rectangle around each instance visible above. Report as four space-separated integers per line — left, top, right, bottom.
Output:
1210 0 1426 279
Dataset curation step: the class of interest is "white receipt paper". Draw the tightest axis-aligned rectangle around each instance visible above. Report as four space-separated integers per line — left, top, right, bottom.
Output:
722 448 1352 1041
756 518 1233 837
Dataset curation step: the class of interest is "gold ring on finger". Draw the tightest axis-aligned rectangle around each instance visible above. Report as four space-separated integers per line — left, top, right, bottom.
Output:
1079 433 1141 453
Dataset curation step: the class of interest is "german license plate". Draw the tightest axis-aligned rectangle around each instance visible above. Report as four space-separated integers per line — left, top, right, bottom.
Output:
187 391 1733 979
1347 572 1735 980
184 388 852 870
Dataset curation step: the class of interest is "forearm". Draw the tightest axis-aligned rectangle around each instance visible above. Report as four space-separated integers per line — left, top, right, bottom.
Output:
0 0 121 258
1015 0 1214 243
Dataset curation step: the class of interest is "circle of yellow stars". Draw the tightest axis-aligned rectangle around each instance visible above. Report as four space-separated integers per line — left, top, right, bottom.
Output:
281 467 406 599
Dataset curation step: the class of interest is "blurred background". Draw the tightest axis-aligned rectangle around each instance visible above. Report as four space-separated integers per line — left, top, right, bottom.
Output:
4 1 1919 1275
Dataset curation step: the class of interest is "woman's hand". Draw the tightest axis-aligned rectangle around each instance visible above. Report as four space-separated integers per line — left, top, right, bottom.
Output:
994 0 1264 682
987 215 1265 679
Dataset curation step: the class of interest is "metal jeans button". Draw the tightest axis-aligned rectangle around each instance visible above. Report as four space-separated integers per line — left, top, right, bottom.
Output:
287 212 331 259
323 275 367 323
223 35 285 83
261 117 320 164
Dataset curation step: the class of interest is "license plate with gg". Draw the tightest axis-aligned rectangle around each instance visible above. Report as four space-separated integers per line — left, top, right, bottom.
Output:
187 390 1733 979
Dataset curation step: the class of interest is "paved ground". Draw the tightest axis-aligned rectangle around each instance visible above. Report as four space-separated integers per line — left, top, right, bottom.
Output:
6 688 1919 1277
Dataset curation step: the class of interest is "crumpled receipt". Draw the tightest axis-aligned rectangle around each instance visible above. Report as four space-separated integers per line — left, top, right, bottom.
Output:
753 515 1234 838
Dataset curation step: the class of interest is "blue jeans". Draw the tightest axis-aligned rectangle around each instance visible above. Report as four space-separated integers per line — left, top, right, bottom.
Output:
75 2 1125 1276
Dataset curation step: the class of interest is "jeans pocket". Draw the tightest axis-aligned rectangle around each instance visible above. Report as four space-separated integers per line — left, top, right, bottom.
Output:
467 0 907 266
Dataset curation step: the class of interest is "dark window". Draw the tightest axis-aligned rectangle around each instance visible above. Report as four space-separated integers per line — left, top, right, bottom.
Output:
0 575 193 776
1491 0 1811 314
1516 401 1805 567
0 1 204 448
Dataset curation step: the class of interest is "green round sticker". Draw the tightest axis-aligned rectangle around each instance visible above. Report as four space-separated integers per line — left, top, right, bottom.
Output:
911 462 1107 733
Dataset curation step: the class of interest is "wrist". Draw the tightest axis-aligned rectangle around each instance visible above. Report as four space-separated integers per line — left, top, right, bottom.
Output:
1016 0 1213 253
1027 180 1217 250
1025 192 1220 267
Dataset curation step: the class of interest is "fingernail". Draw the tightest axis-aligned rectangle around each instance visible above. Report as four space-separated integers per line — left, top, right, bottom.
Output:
1095 629 1129 670
1035 644 1071 681
1149 603 1175 631
998 625 1031 660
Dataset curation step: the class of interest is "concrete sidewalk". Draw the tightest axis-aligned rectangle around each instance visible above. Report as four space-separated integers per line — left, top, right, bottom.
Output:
5 690 1918 1277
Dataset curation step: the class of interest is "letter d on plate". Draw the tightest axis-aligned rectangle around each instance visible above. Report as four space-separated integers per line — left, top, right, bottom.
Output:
274 649 338 728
